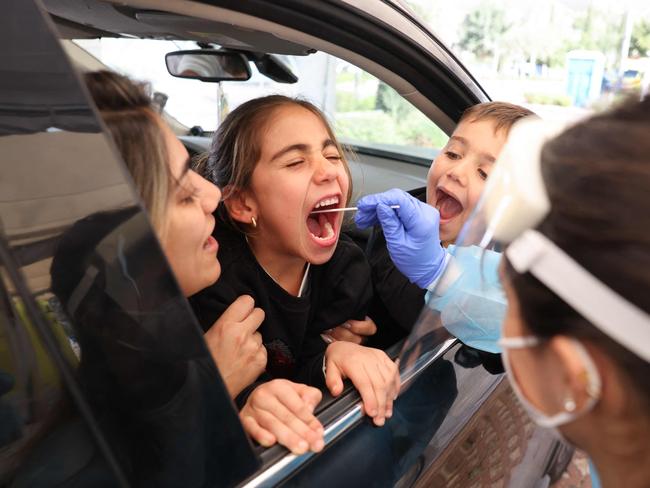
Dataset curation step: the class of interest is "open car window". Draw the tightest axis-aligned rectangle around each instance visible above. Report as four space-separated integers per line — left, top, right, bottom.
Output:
0 1 258 486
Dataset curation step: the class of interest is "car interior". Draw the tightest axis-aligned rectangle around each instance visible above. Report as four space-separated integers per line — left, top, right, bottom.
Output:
45 0 449 343
2 1 575 487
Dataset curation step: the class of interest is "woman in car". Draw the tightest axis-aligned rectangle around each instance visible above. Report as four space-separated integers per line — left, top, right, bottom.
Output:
52 70 325 461
82 70 268 399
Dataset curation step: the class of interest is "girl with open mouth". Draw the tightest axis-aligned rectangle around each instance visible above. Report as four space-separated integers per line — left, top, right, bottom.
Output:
190 96 400 452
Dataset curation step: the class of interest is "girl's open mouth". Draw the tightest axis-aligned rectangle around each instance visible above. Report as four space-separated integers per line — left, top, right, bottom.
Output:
307 195 340 246
435 188 463 222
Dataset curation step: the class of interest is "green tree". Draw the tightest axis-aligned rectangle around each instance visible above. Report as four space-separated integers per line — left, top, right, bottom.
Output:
571 7 625 69
630 19 650 57
375 83 409 119
458 3 509 60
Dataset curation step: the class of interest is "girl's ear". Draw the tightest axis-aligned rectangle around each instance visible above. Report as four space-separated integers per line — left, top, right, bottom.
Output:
224 187 257 225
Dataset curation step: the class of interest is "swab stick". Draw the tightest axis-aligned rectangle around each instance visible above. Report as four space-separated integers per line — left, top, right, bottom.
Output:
310 205 400 214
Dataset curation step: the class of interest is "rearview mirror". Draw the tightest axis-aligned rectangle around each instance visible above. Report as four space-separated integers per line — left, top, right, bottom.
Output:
165 50 251 82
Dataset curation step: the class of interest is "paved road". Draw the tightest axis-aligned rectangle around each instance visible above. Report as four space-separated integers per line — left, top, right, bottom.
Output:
552 450 592 488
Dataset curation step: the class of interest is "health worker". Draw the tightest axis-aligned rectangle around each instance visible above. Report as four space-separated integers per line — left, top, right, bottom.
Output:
357 98 650 488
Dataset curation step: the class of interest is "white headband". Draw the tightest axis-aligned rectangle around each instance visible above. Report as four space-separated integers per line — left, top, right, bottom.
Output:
480 117 650 362
507 230 650 363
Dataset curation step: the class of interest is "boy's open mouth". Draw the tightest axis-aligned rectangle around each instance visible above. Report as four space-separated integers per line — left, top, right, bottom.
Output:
307 195 339 242
435 188 463 221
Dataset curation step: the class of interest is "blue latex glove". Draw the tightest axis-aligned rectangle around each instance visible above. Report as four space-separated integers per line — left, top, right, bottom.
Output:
355 188 447 289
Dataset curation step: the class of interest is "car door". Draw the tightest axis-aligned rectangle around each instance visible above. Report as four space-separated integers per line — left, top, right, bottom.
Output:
2 1 572 487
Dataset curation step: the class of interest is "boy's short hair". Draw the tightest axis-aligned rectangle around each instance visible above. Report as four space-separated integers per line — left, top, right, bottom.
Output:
459 101 535 134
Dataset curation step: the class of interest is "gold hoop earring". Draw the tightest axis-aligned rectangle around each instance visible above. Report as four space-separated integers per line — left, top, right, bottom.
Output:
251 216 257 228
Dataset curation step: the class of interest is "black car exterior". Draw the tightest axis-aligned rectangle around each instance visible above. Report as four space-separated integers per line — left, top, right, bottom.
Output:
0 0 573 486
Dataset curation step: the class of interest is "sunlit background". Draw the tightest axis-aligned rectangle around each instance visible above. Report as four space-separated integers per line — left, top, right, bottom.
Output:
405 0 650 121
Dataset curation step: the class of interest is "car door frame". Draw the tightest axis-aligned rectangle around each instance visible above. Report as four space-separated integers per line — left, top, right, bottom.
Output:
18 1 570 487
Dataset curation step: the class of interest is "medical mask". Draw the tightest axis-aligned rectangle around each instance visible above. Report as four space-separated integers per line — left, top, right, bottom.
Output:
426 244 505 354
498 336 601 429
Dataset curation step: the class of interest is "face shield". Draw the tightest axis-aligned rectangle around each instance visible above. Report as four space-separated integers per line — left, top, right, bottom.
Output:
398 117 650 378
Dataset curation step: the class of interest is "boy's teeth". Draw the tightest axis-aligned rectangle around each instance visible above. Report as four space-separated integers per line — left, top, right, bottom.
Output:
314 196 339 209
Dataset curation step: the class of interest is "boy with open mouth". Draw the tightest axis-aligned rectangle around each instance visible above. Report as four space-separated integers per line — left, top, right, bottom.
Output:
344 102 536 346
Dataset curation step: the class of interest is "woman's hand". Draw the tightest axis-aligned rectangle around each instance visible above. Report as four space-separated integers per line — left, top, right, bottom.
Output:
203 295 267 398
321 316 377 345
324 341 400 426
240 379 324 455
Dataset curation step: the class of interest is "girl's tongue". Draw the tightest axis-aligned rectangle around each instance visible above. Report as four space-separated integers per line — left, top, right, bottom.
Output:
307 213 335 239
437 192 463 220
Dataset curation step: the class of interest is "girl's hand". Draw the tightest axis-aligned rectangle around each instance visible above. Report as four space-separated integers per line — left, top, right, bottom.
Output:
203 295 267 398
324 342 400 426
322 316 377 345
240 379 324 455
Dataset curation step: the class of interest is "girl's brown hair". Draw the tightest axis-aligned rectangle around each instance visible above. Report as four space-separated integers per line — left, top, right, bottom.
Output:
204 95 352 228
504 96 650 401
84 70 171 233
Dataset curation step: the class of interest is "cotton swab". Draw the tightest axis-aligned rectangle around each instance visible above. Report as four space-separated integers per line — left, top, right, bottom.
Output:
310 205 400 214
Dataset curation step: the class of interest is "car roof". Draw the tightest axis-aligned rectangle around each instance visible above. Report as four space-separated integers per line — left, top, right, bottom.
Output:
45 0 313 55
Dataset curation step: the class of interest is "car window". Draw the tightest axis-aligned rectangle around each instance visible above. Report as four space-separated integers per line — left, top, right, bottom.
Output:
0 264 122 486
74 38 448 156
0 2 258 486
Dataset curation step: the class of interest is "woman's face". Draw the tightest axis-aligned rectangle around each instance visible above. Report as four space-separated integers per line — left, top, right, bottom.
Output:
243 105 350 265
158 118 222 296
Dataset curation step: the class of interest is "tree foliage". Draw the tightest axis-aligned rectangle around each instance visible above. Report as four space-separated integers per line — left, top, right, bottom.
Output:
630 19 650 57
458 3 509 59
571 7 624 60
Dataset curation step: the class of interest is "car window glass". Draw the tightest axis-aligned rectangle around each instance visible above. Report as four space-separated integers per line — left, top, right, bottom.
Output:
73 39 448 156
0 1 258 486
0 262 124 486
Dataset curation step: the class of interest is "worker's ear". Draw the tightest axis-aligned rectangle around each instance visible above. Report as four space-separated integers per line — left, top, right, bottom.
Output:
224 186 258 226
546 335 601 413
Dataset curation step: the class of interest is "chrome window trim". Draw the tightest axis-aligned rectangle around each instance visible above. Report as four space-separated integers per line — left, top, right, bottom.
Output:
240 337 458 488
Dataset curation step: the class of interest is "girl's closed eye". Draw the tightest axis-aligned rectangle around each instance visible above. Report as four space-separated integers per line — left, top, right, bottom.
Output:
325 153 342 162
285 159 305 168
